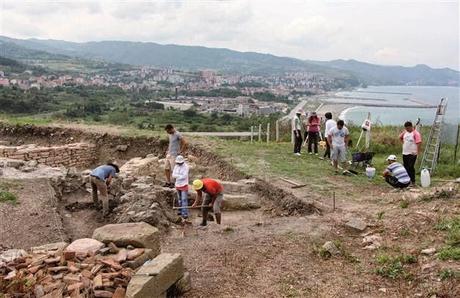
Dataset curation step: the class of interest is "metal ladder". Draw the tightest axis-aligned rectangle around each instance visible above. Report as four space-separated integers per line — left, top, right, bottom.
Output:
420 98 448 173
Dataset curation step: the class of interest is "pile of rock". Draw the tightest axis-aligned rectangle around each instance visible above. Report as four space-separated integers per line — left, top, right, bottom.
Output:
0 222 190 298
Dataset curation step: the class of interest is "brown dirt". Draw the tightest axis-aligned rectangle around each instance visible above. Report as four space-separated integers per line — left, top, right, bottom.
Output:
0 178 67 249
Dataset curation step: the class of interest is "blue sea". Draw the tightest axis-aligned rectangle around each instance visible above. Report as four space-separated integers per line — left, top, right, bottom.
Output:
330 86 459 143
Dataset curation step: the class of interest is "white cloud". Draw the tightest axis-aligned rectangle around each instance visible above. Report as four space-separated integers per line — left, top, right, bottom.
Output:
0 0 458 69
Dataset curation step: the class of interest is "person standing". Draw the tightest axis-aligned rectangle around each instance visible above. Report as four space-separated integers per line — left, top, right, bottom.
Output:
399 121 422 186
172 155 190 221
323 112 336 159
307 111 321 155
90 163 120 217
292 110 303 156
191 178 224 227
382 155 411 189
164 124 187 188
327 120 350 174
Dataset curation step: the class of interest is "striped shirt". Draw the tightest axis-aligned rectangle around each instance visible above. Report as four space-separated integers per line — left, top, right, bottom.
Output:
387 162 410 184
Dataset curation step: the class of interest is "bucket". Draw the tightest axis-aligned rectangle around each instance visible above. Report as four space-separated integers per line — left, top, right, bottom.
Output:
366 166 376 179
421 168 431 188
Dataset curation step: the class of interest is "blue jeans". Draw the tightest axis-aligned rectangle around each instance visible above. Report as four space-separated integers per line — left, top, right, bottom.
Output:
177 190 189 219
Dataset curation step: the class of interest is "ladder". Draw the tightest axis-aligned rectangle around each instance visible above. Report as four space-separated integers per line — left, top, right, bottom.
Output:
420 98 448 173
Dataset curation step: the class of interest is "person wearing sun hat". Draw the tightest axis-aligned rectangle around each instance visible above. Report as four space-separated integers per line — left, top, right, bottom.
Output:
172 155 190 220
191 178 224 227
292 110 303 156
382 154 410 189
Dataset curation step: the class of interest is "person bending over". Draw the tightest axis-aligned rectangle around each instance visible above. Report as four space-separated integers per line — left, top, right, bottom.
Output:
191 178 224 227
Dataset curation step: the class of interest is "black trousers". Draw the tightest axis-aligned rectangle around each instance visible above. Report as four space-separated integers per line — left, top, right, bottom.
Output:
403 154 417 183
324 140 331 158
385 176 410 189
293 130 302 153
308 131 319 153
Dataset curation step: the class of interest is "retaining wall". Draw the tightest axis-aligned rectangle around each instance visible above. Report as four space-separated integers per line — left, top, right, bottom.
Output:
0 143 97 168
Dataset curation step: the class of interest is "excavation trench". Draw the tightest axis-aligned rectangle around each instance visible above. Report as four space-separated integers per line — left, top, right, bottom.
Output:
0 123 320 250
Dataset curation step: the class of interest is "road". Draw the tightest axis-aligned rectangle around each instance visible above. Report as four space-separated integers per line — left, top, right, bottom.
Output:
282 99 307 121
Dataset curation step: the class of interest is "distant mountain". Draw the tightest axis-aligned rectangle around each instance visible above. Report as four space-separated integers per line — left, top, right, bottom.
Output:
312 59 459 86
1 36 458 86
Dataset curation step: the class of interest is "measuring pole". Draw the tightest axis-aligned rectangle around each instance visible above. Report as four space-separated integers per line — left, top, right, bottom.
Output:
267 123 270 143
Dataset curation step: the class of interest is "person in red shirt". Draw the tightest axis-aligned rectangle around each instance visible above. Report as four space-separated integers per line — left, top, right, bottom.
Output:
191 178 224 227
307 112 321 155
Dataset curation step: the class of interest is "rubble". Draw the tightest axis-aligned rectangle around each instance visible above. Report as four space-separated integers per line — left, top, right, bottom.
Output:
322 241 341 256
0 224 189 298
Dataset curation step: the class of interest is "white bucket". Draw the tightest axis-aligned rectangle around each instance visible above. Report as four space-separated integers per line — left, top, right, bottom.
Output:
366 166 376 179
421 168 431 188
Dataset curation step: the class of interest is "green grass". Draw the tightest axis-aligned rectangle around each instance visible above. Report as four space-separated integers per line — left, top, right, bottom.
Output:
435 216 460 261
0 181 18 205
399 200 409 209
439 269 460 280
438 246 460 261
375 254 417 279
213 140 385 198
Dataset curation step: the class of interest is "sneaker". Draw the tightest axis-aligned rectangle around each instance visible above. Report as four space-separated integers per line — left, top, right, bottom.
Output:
295 153 301 156
319 157 325 160
309 152 313 155
315 153 318 156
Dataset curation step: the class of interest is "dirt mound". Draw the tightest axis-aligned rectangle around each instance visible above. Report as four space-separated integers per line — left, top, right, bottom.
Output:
253 178 321 216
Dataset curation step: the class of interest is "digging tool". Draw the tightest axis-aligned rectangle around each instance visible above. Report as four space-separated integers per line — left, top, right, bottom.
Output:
280 177 307 189
172 205 207 210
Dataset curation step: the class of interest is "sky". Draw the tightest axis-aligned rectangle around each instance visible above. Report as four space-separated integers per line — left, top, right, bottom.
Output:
0 0 459 70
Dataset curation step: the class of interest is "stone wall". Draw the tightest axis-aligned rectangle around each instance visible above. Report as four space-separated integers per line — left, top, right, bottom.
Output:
0 143 96 168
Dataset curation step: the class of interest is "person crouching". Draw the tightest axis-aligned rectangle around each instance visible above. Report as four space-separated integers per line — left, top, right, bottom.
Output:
191 178 224 227
382 155 410 189
90 163 120 217
172 155 190 221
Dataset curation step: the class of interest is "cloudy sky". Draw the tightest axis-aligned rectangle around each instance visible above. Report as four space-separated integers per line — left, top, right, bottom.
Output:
1 0 459 69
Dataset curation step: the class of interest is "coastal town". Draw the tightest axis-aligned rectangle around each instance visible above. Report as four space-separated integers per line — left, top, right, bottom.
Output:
0 61 352 117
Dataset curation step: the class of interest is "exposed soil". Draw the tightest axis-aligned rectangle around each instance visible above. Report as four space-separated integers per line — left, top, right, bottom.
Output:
0 178 67 249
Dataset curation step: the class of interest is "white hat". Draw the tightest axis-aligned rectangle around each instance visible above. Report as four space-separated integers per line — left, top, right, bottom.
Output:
387 154 397 161
175 155 185 164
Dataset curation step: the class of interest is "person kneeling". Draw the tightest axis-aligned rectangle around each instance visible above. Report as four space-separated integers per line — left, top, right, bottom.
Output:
191 178 224 227
383 155 410 189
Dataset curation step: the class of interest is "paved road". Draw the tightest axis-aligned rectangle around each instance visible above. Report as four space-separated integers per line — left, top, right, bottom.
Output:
282 99 307 121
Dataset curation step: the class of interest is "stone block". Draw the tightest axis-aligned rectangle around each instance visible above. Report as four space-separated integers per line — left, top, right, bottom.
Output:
345 218 367 232
64 238 105 257
92 222 160 256
30 242 69 254
126 253 184 298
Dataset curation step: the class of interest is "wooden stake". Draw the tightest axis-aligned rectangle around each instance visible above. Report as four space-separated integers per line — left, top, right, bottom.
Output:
276 120 279 142
250 126 254 143
332 191 336 211
267 123 270 143
454 124 460 165
258 124 262 142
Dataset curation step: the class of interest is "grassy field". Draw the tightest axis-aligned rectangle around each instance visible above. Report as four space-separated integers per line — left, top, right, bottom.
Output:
212 125 459 195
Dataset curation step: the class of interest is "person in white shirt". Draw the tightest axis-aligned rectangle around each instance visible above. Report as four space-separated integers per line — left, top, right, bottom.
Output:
292 110 303 156
323 112 337 159
327 120 350 173
399 121 422 185
172 155 189 220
